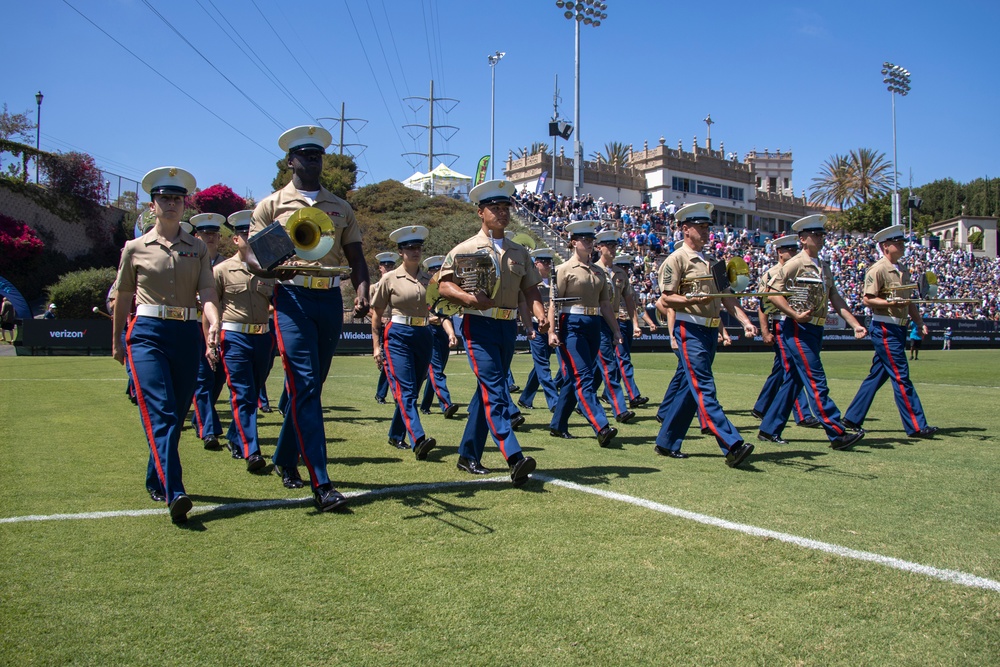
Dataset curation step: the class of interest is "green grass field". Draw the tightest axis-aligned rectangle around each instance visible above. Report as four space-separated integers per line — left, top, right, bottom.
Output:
1 348 998 665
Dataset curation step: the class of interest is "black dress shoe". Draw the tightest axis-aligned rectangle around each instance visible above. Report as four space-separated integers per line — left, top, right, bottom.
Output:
374 396 387 404
549 429 575 439
830 430 865 450
509 456 536 487
700 427 711 435
798 416 823 429
246 453 266 472
597 424 618 447
259 405 272 414
510 413 526 430
655 415 664 425
516 400 532 410
444 404 460 419
757 431 788 445
275 465 305 489
414 436 437 460
615 410 636 424
388 437 408 450
508 385 521 393
911 425 939 438
751 409 764 420
313 484 348 512
227 441 244 459
654 445 688 459
203 436 222 451
725 442 754 468
841 419 863 432
457 457 492 475
629 396 650 408
169 494 192 523
420 408 431 415
148 488 166 503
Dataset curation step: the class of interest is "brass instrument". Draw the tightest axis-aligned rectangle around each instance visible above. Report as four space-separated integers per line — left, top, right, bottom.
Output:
511 232 537 250
787 264 827 314
680 260 790 299
246 207 348 277
882 272 980 305
425 249 501 316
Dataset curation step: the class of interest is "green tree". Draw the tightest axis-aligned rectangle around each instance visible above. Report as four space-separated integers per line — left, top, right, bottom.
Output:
809 153 852 210
590 141 630 166
848 148 893 204
0 104 35 142
512 143 549 159
271 153 358 199
840 191 893 233
809 149 892 209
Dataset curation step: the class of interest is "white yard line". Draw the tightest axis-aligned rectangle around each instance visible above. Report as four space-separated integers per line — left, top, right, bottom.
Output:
2 474 997 593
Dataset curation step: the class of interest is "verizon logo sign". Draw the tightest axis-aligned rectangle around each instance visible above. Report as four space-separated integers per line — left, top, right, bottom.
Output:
50 330 87 338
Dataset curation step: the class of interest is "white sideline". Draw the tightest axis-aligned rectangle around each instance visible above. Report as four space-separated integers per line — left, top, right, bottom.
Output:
2 473 997 593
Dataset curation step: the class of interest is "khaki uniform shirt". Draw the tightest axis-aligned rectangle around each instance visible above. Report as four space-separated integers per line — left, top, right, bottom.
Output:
250 181 363 270
864 256 911 319
768 252 835 313
214 256 274 325
374 273 395 320
758 263 782 315
438 230 541 309
116 228 214 308
658 244 721 319
553 255 611 308
371 267 431 319
596 262 630 316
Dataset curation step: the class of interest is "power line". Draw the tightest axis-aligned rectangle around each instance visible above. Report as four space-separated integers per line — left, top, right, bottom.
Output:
197 0 317 122
141 0 284 129
364 0 412 125
40 133 145 180
59 0 279 158
379 0 412 100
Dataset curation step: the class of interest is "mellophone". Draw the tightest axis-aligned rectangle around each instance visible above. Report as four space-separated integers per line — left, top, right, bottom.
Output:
680 257 792 300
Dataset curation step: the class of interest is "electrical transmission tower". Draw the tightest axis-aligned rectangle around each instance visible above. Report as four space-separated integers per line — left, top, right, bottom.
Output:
318 102 368 181
402 80 460 171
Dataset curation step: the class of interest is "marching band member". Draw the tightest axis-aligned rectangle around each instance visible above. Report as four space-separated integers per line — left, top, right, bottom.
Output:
611 253 649 409
752 234 819 441
189 213 227 450
437 179 546 485
517 248 560 412
250 125 371 512
419 254 460 419
759 214 867 450
213 210 275 472
371 226 438 459
373 251 399 404
653 202 757 467
548 220 621 447
112 166 220 524
590 230 637 424
842 224 938 437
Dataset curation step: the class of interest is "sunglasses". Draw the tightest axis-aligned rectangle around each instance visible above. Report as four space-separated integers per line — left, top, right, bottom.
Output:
398 243 424 250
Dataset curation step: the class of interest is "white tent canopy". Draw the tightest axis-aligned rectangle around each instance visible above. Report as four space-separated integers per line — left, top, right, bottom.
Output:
402 163 472 200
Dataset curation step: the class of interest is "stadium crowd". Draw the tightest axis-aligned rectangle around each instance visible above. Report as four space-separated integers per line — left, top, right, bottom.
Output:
513 189 1000 322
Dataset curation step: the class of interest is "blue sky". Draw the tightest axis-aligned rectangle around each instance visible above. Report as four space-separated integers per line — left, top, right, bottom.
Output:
5 0 999 203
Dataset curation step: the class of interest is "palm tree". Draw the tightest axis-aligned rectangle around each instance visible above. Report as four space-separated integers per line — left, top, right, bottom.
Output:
809 148 893 209
848 148 893 204
809 153 853 210
511 143 549 159
590 141 631 167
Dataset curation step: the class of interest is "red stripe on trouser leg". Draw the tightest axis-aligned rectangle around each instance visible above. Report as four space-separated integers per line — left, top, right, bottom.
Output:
463 316 508 459
679 321 721 439
599 353 623 414
383 323 418 443
272 286 317 484
563 343 601 432
790 321 842 435
220 330 251 456
881 323 921 433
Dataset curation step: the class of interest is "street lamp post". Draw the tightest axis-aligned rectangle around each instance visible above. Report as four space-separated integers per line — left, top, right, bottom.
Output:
881 62 910 230
35 91 43 184
488 51 505 180
555 1 608 198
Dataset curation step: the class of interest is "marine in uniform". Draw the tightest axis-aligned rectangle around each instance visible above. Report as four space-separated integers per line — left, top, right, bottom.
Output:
419 254 459 418
759 214 868 450
371 226 439 458
547 221 621 446
436 179 546 485
213 210 275 472
653 202 758 467
517 248 560 412
590 231 637 424
373 251 399 404
751 234 819 439
610 253 649 408
842 224 938 437
188 213 228 450
249 125 371 512
112 167 221 524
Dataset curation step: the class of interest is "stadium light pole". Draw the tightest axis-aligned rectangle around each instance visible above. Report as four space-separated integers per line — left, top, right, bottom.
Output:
488 51 505 180
35 91 43 184
555 0 608 198
881 62 910 229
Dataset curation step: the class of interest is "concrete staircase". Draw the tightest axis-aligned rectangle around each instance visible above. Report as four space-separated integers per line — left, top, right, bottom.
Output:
512 204 570 261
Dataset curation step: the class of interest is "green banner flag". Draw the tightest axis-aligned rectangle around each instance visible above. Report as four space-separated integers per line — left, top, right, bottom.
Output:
474 156 490 186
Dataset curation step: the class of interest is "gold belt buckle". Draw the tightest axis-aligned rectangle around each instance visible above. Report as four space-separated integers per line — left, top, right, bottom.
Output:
411 317 426 326
310 277 330 289
708 317 721 328
498 308 514 320
247 324 264 334
164 306 185 320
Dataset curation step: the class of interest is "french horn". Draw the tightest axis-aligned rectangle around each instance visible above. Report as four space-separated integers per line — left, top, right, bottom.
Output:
425 249 501 316
680 258 792 299
245 206 350 277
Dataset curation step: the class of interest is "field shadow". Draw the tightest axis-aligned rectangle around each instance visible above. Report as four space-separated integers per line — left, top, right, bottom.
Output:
750 449 880 480
330 455 404 466
531 464 660 488
932 426 993 441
